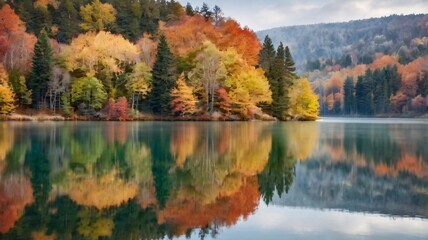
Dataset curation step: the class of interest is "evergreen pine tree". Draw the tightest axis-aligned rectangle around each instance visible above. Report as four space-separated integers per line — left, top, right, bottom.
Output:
200 3 212 21
149 35 176 115
29 30 53 109
31 5 53 37
257 35 276 115
355 70 374 115
283 45 296 104
284 46 296 79
56 0 80 43
343 76 355 115
389 65 401 95
112 0 142 41
258 35 276 76
364 68 374 115
158 0 168 21
355 76 365 114
373 69 386 114
270 43 287 119
140 0 159 35
185 2 194 16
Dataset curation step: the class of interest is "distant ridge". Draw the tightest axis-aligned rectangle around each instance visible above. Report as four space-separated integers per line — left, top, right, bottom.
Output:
257 14 428 72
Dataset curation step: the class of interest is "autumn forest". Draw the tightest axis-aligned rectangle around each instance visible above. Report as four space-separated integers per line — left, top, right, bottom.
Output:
0 0 320 121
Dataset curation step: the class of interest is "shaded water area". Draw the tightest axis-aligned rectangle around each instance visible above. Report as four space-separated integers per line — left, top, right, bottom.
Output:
0 119 427 239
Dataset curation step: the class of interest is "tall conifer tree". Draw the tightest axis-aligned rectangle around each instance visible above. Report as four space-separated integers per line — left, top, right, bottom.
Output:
56 0 80 43
29 30 53 109
149 35 176 115
270 43 287 119
258 35 276 76
343 76 355 115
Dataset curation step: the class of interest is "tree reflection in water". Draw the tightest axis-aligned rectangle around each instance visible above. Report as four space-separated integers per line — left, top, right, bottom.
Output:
0 120 427 239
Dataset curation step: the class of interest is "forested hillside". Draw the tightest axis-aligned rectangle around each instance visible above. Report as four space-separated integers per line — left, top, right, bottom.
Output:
0 0 319 120
257 14 428 71
258 14 428 116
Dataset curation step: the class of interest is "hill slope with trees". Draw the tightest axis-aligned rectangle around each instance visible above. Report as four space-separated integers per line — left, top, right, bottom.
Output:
258 14 428 116
0 0 319 121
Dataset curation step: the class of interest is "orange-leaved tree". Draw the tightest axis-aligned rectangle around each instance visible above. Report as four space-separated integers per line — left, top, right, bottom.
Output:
170 74 198 116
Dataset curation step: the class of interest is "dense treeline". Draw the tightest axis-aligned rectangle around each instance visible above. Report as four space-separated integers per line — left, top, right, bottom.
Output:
0 0 319 120
311 55 428 116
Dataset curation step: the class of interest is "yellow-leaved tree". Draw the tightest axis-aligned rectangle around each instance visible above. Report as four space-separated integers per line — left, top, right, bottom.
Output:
126 62 152 110
288 78 319 120
80 0 116 32
222 49 272 118
171 74 198 116
62 31 139 98
0 65 15 114
62 31 139 75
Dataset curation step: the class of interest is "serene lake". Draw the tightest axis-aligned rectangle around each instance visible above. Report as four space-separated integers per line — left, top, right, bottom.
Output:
0 119 427 239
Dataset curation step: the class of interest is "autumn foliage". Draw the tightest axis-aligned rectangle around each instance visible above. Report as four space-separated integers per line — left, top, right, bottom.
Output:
0 176 34 233
0 4 36 72
103 97 130 120
0 65 15 114
158 176 260 236
67 170 138 210
164 15 261 66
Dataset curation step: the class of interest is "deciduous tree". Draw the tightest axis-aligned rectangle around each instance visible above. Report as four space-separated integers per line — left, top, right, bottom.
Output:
189 41 226 112
288 78 319 120
79 0 117 32
170 74 197 116
71 76 107 112
0 65 15 114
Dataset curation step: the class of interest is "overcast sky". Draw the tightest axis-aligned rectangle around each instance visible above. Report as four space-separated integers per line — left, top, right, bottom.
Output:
178 0 428 31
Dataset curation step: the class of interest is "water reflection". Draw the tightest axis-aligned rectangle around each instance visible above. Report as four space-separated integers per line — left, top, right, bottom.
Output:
0 120 427 239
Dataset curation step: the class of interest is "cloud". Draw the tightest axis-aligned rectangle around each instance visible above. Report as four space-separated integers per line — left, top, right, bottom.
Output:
178 0 428 31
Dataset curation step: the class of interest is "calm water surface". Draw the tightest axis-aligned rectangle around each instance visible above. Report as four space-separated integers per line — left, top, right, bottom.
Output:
0 119 427 239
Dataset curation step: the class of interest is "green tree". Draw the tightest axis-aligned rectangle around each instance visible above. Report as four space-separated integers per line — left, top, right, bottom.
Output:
8 69 32 107
185 2 194 16
140 0 160 35
149 35 176 115
71 76 107 112
258 35 276 76
30 5 53 37
200 2 212 21
355 71 373 115
28 30 53 109
212 5 224 26
270 43 287 119
343 76 355 115
127 62 152 111
282 45 296 113
284 46 296 79
111 0 142 41
56 0 80 43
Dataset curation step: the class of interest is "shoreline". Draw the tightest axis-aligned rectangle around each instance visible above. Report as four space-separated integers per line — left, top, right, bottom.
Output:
1 113 426 122
0 113 277 122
